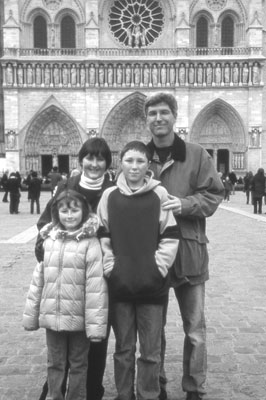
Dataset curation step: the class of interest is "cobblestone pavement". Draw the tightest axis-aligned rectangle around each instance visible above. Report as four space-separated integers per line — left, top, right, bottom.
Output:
0 190 266 400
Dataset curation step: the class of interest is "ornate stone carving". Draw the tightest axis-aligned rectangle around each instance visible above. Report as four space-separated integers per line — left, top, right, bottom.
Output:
249 127 261 147
206 0 227 11
42 0 62 11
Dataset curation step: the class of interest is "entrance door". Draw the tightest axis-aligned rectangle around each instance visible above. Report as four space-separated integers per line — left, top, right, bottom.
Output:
42 155 53 177
217 149 229 174
58 155 69 174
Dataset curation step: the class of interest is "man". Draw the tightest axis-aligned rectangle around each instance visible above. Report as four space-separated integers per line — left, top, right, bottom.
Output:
144 92 224 400
48 166 62 197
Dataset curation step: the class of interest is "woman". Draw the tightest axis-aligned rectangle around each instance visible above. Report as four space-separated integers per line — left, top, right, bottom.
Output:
36 137 114 400
7 172 21 214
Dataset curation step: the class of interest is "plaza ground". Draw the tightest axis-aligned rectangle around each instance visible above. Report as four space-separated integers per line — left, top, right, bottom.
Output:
0 190 265 400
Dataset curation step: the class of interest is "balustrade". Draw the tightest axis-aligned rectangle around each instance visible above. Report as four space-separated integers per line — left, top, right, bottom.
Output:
2 60 263 89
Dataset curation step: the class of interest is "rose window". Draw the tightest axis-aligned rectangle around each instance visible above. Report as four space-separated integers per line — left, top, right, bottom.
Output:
109 0 164 48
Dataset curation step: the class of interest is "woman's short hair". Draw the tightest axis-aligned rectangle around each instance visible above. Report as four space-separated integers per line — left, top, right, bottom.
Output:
120 140 151 161
52 189 90 227
78 138 112 170
144 92 178 118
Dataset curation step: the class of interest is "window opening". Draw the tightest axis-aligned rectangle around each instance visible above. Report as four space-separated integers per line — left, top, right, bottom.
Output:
34 16 47 48
221 16 234 47
196 16 208 47
61 16 76 48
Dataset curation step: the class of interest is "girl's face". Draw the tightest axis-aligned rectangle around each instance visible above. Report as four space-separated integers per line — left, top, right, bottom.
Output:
82 154 107 180
58 199 83 231
121 149 149 189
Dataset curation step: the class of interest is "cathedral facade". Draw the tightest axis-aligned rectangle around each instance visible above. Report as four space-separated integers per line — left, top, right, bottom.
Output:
0 0 265 177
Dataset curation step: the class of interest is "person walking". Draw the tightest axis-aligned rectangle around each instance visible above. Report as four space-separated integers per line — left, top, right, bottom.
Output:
28 171 42 214
243 171 254 205
228 170 237 195
35 137 114 400
144 92 224 400
23 189 108 400
7 172 21 214
222 175 233 202
97 140 179 400
1 170 9 202
251 167 265 214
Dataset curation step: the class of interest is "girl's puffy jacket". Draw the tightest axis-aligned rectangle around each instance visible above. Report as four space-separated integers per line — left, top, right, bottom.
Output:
23 218 108 340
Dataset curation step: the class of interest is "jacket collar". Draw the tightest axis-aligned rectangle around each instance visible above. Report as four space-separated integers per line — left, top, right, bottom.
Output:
147 134 186 162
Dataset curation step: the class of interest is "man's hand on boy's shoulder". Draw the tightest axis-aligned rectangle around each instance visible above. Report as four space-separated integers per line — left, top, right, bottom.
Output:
162 194 182 215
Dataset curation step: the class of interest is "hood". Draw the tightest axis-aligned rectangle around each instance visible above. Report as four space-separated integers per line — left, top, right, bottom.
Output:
116 169 160 196
40 213 100 242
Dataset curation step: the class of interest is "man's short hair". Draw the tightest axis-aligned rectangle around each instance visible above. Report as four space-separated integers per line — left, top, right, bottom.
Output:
144 92 178 118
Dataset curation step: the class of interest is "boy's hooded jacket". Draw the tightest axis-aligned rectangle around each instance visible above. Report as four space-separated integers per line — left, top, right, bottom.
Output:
97 171 179 304
23 216 108 340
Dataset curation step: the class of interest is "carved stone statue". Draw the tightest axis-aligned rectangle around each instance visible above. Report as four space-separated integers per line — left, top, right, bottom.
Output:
107 65 113 86
232 63 239 84
53 64 60 85
143 64 150 86
215 63 222 85
80 65 85 86
71 64 77 85
125 65 131 85
116 65 123 85
242 62 249 84
179 64 185 85
99 65 104 85
27 65 33 85
6 64 13 85
224 63 230 84
252 62 260 85
188 64 194 84
35 65 42 85
17 65 23 85
152 64 158 86
44 65 50 85
134 64 141 86
161 64 167 86
206 63 212 85
169 64 175 86
197 64 203 84
89 64 96 85
62 64 68 86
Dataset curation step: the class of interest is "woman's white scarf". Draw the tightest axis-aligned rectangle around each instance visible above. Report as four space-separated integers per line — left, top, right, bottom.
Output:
79 172 105 191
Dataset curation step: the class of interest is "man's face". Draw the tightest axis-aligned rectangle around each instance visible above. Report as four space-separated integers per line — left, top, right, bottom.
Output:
146 102 176 139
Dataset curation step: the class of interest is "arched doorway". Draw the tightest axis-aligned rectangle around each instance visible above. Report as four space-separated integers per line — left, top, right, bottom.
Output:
101 92 149 168
24 105 82 176
190 99 247 173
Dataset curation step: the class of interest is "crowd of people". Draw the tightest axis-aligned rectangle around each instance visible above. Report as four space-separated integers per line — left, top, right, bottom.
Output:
0 92 264 400
219 168 266 214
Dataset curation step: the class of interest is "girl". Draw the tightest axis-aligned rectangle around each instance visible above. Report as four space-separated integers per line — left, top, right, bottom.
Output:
23 189 108 400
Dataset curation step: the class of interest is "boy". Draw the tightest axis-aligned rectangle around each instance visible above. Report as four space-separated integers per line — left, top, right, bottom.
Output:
97 141 179 400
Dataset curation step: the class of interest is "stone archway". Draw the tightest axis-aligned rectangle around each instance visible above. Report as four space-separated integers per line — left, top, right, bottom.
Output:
24 105 82 174
190 98 247 171
101 92 149 168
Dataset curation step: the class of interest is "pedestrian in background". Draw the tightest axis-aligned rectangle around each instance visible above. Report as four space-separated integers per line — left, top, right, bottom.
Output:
251 168 265 214
243 171 253 205
144 92 224 400
35 137 114 400
228 170 237 195
222 175 233 202
48 166 62 197
23 189 108 400
28 171 42 214
97 140 179 400
1 170 9 202
7 172 21 214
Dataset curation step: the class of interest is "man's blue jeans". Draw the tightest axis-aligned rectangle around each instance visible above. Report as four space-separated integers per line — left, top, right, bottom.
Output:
46 329 90 400
161 283 207 396
110 302 163 400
